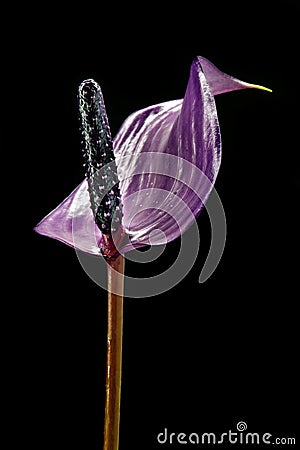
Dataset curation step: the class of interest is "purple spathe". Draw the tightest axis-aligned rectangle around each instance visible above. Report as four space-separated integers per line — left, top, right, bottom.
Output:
34 56 269 256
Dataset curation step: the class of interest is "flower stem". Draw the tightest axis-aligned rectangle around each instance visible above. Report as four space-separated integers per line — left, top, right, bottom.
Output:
103 254 125 450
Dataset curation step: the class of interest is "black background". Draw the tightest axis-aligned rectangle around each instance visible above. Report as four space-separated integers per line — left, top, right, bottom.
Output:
15 1 299 449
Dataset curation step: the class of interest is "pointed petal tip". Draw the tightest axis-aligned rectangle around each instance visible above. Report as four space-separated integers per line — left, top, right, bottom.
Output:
248 83 272 93
33 223 40 233
33 221 48 237
193 56 272 96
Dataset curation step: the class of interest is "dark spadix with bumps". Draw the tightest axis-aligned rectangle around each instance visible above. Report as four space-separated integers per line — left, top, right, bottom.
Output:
78 79 122 235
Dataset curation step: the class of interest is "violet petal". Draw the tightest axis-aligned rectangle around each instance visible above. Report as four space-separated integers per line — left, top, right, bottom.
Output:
35 56 269 255
114 57 220 248
34 180 102 255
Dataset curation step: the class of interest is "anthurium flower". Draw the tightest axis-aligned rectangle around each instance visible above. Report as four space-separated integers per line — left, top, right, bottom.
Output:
34 56 270 258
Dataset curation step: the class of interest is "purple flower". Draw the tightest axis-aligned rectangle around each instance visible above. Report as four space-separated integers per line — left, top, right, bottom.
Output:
34 56 270 258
